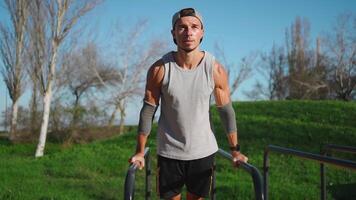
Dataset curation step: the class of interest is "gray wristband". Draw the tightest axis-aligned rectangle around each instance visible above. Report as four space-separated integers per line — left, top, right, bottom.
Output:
217 101 237 134
138 101 157 135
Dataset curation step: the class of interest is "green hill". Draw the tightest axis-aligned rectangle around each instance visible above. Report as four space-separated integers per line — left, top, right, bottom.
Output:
211 100 356 199
0 100 355 199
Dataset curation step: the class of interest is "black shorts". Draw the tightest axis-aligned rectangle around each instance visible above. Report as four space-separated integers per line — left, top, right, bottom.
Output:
157 153 215 199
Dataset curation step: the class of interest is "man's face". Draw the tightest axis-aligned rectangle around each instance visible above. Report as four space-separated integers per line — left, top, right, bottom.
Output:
171 16 204 52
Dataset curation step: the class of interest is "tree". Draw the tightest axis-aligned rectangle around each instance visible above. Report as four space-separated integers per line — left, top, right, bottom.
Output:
324 13 356 100
257 44 288 100
285 17 313 99
214 43 254 97
285 17 329 99
299 37 329 99
0 0 29 141
27 0 102 157
102 20 167 134
244 81 268 101
26 0 45 135
61 42 116 131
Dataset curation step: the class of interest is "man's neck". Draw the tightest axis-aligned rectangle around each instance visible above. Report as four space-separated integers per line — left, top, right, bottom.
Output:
174 49 204 70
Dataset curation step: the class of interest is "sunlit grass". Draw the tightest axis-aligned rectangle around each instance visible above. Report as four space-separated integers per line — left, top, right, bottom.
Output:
0 100 355 199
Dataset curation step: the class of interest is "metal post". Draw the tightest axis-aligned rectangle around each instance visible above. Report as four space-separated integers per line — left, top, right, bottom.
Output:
320 147 327 200
145 149 151 200
263 149 269 200
320 144 356 200
211 163 216 200
264 145 356 200
124 148 150 200
124 164 138 200
320 163 326 200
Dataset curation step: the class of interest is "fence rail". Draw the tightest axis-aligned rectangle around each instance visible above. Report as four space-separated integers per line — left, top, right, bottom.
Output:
264 145 356 200
320 144 356 200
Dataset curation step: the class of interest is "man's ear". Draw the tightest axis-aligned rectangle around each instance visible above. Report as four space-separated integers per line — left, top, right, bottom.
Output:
199 28 204 44
171 29 175 39
171 29 177 45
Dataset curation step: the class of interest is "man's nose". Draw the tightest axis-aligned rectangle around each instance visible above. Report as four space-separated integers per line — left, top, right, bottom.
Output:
185 27 193 36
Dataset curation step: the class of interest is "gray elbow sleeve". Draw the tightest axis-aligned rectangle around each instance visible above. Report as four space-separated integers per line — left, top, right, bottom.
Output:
217 102 237 134
138 101 157 136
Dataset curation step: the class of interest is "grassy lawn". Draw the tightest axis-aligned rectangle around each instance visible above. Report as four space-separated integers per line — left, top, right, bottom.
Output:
0 100 355 199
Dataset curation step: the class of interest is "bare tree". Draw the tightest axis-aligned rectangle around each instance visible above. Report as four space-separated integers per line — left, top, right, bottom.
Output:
257 44 289 100
324 13 356 100
25 0 46 136
214 42 254 96
61 42 116 131
285 17 313 99
26 0 102 157
244 81 268 101
0 0 29 141
285 17 330 99
308 37 329 99
100 20 167 134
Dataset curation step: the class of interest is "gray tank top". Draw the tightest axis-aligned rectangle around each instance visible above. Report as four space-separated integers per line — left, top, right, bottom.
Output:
157 51 218 160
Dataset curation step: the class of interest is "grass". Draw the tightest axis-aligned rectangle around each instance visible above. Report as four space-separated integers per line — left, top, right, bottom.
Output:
0 100 355 199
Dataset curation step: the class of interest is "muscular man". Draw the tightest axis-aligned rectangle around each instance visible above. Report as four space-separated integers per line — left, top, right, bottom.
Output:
129 8 248 200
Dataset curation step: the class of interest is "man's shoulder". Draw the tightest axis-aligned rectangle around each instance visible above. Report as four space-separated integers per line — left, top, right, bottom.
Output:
212 58 224 73
147 59 165 84
151 51 173 68
150 59 165 72
212 58 228 86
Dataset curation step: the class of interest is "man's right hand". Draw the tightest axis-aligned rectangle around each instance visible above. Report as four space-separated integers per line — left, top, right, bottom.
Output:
128 153 145 170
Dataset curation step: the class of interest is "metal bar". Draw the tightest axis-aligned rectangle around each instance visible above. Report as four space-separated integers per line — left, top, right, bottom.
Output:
320 144 356 200
264 145 356 200
124 164 138 200
218 149 264 200
211 162 216 200
320 155 327 200
267 145 356 170
263 149 269 200
323 144 356 155
124 148 150 200
145 149 151 200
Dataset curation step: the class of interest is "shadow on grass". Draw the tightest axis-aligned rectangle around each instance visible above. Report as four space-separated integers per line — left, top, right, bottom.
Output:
0 137 11 146
328 183 356 200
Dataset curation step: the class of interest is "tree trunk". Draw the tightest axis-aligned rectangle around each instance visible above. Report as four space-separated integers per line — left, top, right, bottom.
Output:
30 85 39 135
35 88 52 157
66 96 80 145
9 99 19 141
118 101 126 135
71 95 80 128
108 101 126 134
107 104 119 127
35 38 58 157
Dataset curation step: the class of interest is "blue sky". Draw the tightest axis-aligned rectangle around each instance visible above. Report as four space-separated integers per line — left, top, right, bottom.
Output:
0 0 355 126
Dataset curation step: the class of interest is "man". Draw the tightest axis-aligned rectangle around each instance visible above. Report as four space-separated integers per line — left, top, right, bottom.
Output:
129 8 248 200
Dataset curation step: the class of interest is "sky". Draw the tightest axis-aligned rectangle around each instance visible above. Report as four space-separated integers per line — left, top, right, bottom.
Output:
0 0 355 126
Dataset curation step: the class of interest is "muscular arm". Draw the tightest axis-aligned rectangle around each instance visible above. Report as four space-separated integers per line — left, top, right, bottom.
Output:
213 61 248 164
136 60 164 153
213 61 238 146
143 60 165 106
130 60 164 168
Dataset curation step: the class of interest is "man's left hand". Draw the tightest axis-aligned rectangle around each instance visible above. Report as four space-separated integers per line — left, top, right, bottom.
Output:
231 151 248 167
